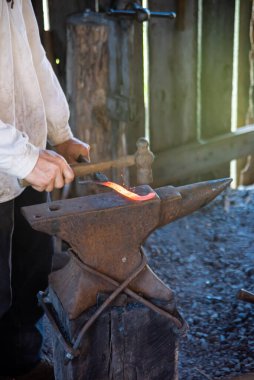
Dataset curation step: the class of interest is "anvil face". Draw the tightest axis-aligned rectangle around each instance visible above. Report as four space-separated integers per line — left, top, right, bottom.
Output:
22 179 231 319
22 186 167 277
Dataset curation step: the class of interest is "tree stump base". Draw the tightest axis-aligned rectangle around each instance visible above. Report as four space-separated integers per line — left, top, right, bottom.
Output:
49 288 180 380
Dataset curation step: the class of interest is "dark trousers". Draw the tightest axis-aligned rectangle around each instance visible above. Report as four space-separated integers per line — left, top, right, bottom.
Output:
0 188 53 376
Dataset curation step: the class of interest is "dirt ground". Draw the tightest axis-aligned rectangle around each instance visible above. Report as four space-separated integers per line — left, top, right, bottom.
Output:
143 185 254 380
43 185 254 380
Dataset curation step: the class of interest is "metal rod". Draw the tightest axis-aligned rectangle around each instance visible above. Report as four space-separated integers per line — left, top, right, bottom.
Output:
69 248 186 332
107 9 176 19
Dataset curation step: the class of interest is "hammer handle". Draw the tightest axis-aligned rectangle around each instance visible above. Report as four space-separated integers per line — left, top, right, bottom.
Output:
72 155 135 176
238 289 254 304
19 155 135 187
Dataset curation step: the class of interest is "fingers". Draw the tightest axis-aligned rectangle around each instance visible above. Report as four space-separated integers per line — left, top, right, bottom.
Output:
51 154 74 188
62 164 74 185
79 142 90 162
31 185 45 192
24 149 75 192
54 138 91 164
45 158 74 191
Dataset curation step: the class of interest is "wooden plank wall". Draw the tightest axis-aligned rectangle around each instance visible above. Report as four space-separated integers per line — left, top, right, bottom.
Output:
32 0 251 187
149 0 251 186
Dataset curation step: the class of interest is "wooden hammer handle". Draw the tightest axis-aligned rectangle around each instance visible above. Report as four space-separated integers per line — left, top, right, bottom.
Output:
72 155 135 176
19 155 135 188
238 289 254 304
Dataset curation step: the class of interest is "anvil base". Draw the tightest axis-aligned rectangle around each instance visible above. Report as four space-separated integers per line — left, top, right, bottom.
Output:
49 287 179 380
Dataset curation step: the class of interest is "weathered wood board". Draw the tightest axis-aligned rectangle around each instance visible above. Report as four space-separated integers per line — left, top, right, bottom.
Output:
198 1 234 180
149 0 198 153
201 1 235 140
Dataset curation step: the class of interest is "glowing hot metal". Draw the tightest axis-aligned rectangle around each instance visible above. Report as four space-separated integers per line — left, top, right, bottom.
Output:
96 181 156 201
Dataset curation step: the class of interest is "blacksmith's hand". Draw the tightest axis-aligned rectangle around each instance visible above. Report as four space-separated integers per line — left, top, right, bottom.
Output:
54 137 90 164
24 149 74 192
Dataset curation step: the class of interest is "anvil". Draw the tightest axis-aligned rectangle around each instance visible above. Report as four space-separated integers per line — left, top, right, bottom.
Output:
22 178 231 323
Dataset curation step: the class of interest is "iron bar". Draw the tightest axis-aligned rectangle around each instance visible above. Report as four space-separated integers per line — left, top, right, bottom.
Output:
107 9 176 22
69 248 186 332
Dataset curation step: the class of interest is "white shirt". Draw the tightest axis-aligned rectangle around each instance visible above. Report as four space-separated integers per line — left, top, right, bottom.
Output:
0 0 73 202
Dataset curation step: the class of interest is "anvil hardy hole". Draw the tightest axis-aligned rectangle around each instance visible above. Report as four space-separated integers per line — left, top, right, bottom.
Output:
49 205 60 211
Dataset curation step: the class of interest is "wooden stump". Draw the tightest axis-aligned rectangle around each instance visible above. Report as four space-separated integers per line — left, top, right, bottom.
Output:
49 288 179 380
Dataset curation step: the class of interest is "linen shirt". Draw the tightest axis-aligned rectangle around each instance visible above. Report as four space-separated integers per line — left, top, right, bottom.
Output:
0 0 73 202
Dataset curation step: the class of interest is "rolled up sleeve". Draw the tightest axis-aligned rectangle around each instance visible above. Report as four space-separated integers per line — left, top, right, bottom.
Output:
0 120 39 178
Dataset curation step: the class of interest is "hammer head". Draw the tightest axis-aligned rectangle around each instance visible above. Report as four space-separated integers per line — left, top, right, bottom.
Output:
135 137 154 185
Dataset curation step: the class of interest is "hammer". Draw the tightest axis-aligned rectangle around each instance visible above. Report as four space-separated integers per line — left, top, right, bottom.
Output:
19 137 154 187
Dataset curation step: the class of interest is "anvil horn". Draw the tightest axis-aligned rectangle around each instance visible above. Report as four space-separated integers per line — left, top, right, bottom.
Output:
156 178 232 227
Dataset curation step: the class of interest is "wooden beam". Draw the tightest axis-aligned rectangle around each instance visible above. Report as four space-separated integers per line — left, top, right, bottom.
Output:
153 125 254 186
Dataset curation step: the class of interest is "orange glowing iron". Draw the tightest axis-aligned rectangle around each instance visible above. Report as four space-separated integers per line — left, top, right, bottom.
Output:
95 181 156 201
